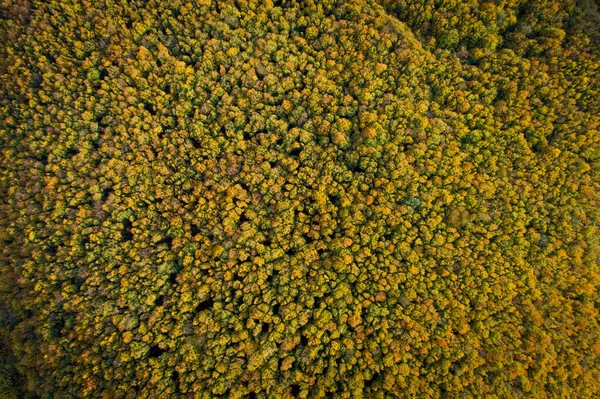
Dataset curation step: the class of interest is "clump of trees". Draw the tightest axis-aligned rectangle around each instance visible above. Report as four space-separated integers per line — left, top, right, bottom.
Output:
1 0 599 397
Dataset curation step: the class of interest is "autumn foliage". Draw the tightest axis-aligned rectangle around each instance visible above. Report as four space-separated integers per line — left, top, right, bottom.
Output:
1 0 599 398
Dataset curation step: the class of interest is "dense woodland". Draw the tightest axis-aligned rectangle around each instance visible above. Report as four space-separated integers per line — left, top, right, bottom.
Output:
1 0 599 398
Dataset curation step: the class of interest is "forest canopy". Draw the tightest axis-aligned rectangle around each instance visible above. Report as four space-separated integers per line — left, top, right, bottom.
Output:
1 0 599 398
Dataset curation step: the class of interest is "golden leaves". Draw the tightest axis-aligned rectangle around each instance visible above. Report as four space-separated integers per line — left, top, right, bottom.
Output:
2 0 599 397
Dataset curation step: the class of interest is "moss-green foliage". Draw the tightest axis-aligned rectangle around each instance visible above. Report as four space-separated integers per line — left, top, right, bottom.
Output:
1 0 599 397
